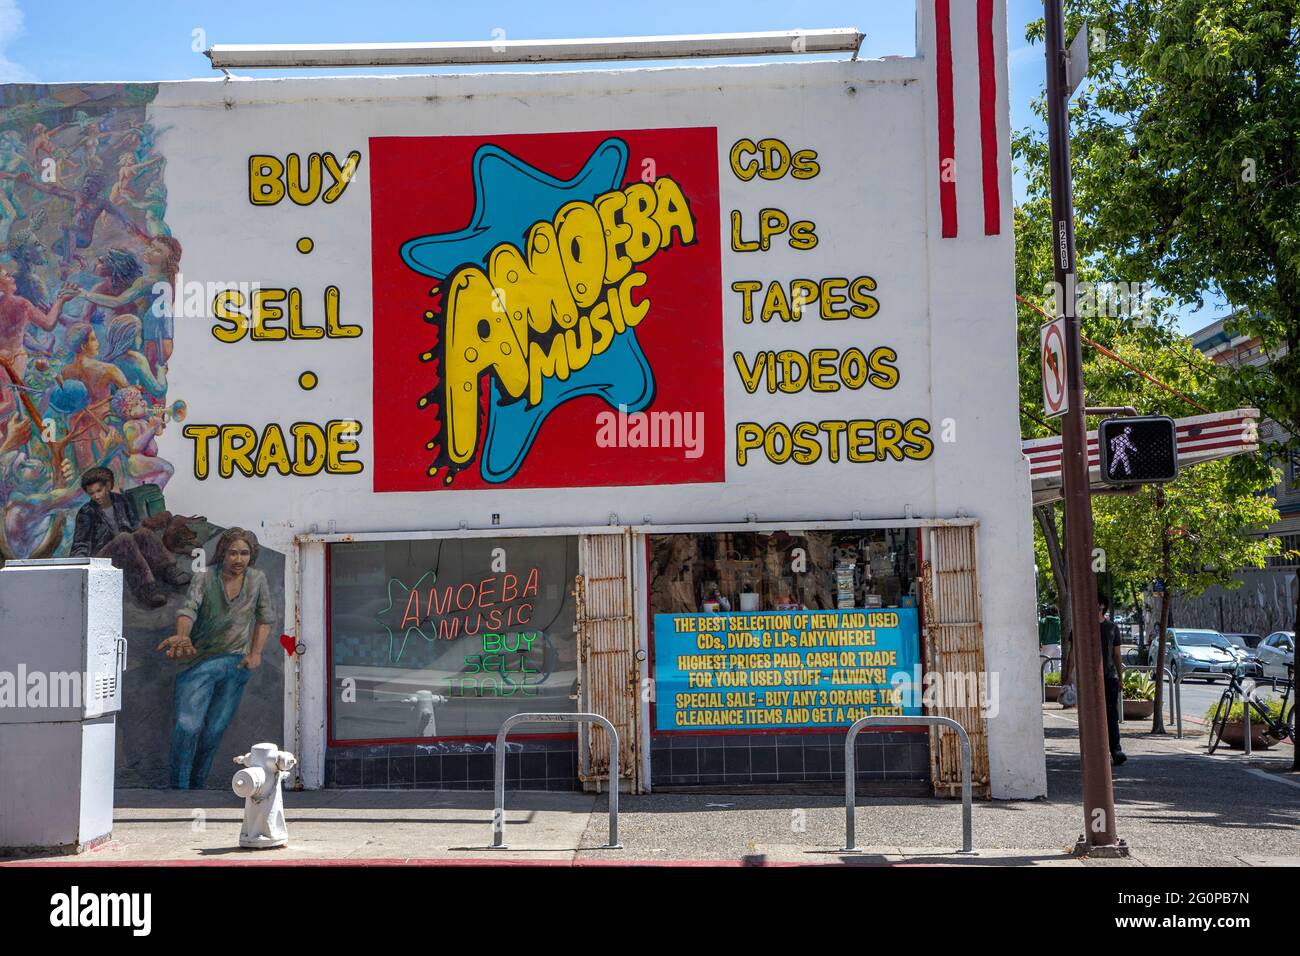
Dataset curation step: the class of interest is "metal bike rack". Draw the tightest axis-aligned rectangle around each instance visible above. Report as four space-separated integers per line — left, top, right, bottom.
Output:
490 712 621 850
1243 695 1252 756
1123 665 1181 738
842 715 973 854
1237 662 1296 755
1212 664 1297 757
1172 666 1184 737
1040 655 1061 703
1208 671 1262 756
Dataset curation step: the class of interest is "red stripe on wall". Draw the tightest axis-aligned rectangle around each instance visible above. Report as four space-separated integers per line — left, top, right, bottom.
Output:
935 0 958 238
976 0 1001 235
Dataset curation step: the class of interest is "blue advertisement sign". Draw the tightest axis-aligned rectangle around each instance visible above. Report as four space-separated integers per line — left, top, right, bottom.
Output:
653 607 922 731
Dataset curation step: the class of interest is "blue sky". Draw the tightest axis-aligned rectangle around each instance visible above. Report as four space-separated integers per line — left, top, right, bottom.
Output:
0 0 1225 331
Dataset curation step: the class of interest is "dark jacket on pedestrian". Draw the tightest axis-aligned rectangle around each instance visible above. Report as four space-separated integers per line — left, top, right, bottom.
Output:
71 491 140 557
1100 618 1121 681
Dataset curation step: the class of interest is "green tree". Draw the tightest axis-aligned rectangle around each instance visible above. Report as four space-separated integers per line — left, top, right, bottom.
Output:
1025 0 1299 440
1019 0 1297 747
1015 170 1279 728
1023 329 1278 727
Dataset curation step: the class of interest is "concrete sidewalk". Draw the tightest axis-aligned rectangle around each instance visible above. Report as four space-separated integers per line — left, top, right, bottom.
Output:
4 706 1297 867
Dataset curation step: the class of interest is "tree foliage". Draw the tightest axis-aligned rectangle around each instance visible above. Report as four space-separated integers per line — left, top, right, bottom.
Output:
1012 3 1289 607
1024 0 1300 446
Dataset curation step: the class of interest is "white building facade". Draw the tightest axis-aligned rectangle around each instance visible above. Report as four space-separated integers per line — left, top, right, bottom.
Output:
0 0 1045 798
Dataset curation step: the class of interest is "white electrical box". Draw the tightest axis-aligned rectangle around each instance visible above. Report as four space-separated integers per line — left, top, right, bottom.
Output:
0 558 124 721
0 557 123 854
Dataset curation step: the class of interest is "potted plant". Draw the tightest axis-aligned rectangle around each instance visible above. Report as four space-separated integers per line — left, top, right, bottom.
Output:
1205 697 1285 750
1043 670 1061 702
1121 670 1156 720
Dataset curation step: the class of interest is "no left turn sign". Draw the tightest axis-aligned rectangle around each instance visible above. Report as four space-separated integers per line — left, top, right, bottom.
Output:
1041 318 1068 418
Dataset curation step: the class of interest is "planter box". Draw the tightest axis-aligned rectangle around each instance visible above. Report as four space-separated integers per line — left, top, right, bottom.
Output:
1044 685 1060 702
1123 699 1155 720
1217 722 1274 750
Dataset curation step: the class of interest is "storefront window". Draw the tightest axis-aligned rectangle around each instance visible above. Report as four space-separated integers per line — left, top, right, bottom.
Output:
648 529 918 614
648 529 922 732
329 536 579 742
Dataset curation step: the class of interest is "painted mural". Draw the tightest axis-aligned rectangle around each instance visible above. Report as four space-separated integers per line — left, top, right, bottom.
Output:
0 84 175 561
1168 569 1299 636
369 128 726 491
0 84 284 789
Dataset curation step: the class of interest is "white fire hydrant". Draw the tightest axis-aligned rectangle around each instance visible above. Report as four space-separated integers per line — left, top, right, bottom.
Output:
232 743 296 849
403 689 449 737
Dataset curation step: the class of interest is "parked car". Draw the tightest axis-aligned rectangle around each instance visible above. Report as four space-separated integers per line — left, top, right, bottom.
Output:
1255 631 1295 681
1218 633 1265 677
1222 632 1263 650
1163 629 1243 682
1207 632 1258 675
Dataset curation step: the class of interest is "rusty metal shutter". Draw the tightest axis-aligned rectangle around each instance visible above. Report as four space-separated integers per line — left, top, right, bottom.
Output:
920 525 992 798
575 530 639 791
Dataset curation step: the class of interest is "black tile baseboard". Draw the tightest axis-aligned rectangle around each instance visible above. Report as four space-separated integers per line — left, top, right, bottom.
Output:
649 731 929 788
325 739 581 791
325 730 930 791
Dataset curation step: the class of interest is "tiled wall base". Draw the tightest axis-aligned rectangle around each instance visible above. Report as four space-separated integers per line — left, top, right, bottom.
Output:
325 738 580 791
324 731 930 791
650 731 930 787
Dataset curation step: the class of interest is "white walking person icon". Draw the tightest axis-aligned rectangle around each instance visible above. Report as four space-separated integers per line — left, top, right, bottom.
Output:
1109 425 1137 477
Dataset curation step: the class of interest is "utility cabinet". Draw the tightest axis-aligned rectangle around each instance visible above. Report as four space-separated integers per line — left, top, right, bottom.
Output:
0 558 124 854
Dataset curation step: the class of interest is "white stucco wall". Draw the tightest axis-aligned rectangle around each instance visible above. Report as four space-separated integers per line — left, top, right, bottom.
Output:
60 0 1046 797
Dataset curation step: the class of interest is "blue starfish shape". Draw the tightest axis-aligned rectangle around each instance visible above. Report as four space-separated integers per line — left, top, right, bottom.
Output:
401 138 628 279
400 137 655 483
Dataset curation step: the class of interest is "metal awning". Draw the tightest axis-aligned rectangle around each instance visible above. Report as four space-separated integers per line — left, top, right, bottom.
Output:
206 29 865 70
1022 408 1260 506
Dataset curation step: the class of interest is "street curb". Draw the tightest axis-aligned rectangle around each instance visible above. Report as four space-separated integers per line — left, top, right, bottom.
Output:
0 857 881 868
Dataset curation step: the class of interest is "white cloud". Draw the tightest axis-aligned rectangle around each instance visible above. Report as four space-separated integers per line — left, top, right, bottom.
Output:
0 0 30 83
1007 44 1041 69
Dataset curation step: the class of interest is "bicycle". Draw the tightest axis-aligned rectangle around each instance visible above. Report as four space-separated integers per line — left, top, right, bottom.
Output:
1207 661 1294 754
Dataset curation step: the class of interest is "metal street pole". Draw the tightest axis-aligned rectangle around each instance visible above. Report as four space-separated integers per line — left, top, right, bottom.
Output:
1042 0 1127 856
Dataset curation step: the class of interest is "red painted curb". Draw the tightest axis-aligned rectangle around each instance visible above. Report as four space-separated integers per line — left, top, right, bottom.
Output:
0 856 899 868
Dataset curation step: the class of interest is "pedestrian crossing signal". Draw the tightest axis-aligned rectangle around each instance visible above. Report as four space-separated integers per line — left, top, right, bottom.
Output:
1098 416 1178 485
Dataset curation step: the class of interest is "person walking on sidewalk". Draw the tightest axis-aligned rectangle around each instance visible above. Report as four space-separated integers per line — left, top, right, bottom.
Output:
1100 595 1126 765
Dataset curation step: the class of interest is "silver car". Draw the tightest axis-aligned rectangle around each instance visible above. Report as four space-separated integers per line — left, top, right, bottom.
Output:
1165 629 1242 682
1255 631 1295 681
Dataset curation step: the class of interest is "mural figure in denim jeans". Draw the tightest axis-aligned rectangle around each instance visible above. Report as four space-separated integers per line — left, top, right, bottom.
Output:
157 527 276 789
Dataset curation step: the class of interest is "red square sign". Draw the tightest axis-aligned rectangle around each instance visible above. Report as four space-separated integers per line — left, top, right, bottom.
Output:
369 127 725 492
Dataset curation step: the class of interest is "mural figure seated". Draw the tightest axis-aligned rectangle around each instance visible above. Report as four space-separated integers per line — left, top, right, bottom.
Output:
70 464 189 607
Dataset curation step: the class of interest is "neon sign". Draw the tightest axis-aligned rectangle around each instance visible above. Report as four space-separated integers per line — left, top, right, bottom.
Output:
376 567 541 662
